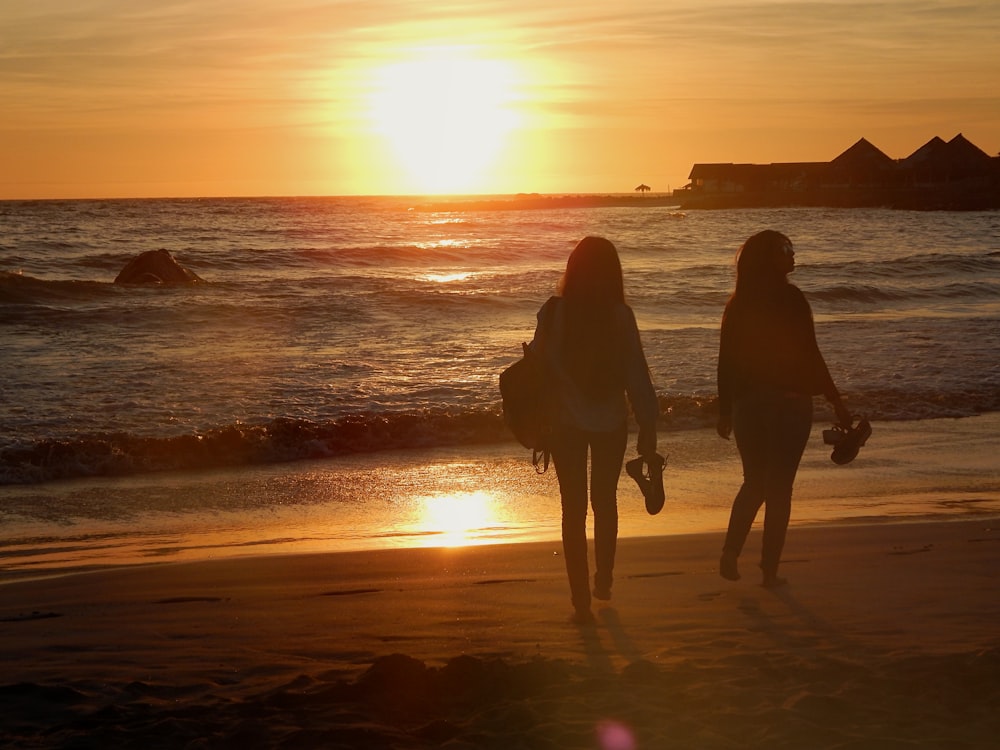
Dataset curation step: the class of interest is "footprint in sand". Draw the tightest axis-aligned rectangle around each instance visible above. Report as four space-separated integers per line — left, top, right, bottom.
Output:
0 610 63 622
320 588 381 597
628 571 684 580
473 578 537 586
888 544 933 556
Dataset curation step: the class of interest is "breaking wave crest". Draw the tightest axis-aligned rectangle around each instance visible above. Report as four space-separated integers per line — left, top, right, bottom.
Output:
2 387 997 485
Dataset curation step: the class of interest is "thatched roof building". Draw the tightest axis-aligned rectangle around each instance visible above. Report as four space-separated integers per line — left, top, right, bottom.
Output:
679 134 999 209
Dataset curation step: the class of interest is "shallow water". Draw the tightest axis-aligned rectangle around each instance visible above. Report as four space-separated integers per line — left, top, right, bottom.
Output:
2 414 997 581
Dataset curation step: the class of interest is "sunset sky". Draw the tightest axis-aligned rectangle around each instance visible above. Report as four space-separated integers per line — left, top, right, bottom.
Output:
3 0 998 199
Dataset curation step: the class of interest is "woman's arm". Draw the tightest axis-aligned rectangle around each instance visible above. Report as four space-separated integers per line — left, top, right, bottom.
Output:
793 288 852 427
716 305 735 439
622 306 658 456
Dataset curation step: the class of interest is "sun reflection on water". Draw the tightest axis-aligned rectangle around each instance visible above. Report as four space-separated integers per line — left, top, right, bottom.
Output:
413 490 502 547
422 271 474 283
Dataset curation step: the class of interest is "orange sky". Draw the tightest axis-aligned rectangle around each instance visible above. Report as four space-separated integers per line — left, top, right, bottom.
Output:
3 1 999 199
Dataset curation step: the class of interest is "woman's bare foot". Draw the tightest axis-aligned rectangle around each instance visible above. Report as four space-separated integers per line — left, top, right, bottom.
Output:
719 553 740 581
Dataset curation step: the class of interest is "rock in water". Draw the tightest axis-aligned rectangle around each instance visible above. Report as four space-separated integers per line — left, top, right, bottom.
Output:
114 249 203 285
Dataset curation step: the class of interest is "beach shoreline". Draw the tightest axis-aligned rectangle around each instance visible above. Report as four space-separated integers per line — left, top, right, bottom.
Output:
2 413 999 585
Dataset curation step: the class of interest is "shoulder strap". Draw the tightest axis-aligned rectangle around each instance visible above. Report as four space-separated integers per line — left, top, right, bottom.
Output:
531 296 559 474
536 296 559 354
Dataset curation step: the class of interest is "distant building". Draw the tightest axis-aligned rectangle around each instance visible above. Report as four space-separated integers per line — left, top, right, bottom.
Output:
678 134 1000 210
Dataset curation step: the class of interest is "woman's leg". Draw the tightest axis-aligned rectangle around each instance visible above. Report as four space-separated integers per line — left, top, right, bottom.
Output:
589 423 628 599
551 424 592 615
759 395 812 582
722 395 771 570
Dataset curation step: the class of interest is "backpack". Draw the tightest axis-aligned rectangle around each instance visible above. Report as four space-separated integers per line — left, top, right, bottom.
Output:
499 299 557 472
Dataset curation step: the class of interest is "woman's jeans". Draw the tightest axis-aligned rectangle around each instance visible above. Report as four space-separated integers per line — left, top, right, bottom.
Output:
551 421 628 612
724 390 812 577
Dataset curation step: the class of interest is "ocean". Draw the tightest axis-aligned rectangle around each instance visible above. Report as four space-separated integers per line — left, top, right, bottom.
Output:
2 198 999 575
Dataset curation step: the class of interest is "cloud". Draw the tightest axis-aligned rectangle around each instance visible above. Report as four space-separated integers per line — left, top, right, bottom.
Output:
1 0 997 196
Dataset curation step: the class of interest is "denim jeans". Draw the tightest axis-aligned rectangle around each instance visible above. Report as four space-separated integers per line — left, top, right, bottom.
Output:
551 421 628 612
723 390 812 577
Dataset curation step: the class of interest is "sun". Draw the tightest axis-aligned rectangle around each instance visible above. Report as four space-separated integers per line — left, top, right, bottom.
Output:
368 48 521 194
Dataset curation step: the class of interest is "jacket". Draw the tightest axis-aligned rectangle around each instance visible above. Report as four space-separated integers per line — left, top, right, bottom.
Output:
717 283 837 417
532 296 658 433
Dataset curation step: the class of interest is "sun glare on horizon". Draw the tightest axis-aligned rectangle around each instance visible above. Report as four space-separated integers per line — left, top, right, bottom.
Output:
368 48 522 194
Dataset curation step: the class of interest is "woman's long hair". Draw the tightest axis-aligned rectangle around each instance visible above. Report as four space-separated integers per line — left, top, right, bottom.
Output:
557 236 627 396
732 229 792 301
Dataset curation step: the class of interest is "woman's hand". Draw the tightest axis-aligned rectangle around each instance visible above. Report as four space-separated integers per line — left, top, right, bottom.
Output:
716 415 732 440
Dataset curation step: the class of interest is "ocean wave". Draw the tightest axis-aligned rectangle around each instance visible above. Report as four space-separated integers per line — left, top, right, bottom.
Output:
807 279 1000 306
0 271 112 305
885 252 1000 275
0 410 504 485
2 390 997 486
816 251 1000 282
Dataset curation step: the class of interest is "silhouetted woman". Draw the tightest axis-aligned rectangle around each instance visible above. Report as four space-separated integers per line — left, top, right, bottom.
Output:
717 230 850 587
531 236 659 623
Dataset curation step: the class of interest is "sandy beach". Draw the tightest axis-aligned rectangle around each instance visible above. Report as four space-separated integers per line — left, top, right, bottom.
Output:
2 415 999 748
3 514 999 748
